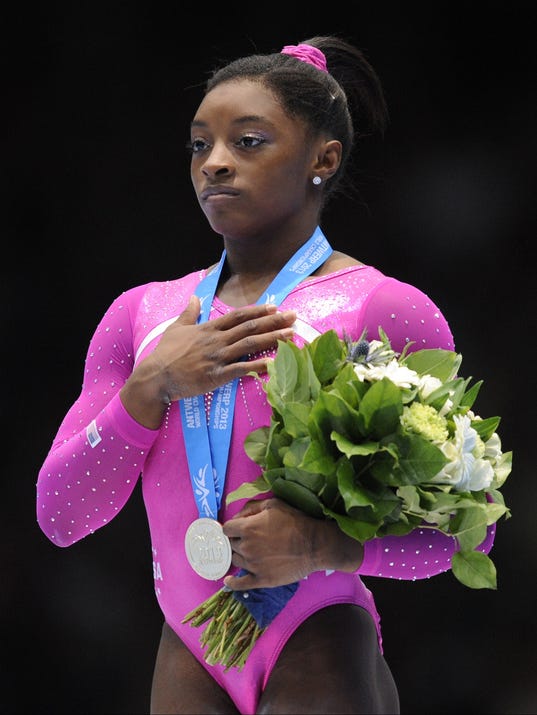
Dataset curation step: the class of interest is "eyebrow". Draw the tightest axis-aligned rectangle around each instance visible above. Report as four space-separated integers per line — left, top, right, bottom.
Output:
190 115 275 129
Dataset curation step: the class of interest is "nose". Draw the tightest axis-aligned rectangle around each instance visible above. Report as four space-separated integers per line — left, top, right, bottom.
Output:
200 141 234 180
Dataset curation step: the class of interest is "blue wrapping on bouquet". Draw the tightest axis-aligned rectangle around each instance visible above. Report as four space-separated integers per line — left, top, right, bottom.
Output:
231 570 299 628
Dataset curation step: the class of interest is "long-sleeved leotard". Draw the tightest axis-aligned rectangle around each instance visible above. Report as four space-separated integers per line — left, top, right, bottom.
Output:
36 262 495 715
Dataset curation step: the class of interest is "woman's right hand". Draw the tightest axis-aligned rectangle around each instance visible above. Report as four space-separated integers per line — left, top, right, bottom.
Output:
120 295 296 428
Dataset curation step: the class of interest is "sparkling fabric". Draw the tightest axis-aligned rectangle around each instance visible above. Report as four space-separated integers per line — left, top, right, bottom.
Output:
36 262 495 714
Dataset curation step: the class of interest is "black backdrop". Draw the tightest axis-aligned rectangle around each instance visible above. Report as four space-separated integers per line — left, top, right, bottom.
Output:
4 4 536 714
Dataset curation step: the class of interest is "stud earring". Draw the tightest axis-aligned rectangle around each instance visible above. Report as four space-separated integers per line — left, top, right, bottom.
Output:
312 176 322 185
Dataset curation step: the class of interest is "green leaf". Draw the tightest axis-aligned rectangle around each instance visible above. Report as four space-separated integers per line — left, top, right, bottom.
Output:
321 505 380 542
309 329 346 383
279 402 312 438
486 487 511 522
330 362 364 408
337 464 377 510
358 378 403 438
331 432 379 458
372 433 448 486
451 550 497 589
471 416 500 442
416 486 458 512
370 493 401 520
404 348 461 381
319 458 348 510
300 439 338 476
379 518 417 537
484 501 510 525
450 505 488 551
282 436 310 468
309 390 362 444
397 484 421 512
460 379 482 410
283 466 325 494
445 376 472 413
364 446 397 484
292 341 320 403
262 467 285 486
270 477 324 518
266 340 298 408
244 426 270 465
424 377 463 412
266 428 292 469
492 451 512 489
226 474 271 505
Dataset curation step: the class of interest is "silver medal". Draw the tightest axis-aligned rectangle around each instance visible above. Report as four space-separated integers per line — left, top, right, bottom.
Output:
184 517 232 580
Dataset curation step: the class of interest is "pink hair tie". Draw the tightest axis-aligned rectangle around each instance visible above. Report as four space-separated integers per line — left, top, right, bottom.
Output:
280 43 328 73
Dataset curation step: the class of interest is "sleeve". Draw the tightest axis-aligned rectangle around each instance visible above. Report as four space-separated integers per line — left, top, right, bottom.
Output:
358 523 496 580
358 275 455 354
354 276 496 580
36 284 160 547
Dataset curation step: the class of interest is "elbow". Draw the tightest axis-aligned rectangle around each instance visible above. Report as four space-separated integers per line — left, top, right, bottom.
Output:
36 510 78 548
36 474 79 547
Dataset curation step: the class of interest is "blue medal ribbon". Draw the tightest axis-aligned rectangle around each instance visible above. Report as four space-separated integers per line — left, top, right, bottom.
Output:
180 226 332 519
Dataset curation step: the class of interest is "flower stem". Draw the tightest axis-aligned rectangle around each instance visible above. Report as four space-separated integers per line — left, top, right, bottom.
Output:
182 589 266 671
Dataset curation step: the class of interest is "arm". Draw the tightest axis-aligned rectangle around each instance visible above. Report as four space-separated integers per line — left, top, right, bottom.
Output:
36 287 298 547
223 276 495 589
36 286 160 547
358 523 496 580
357 276 495 579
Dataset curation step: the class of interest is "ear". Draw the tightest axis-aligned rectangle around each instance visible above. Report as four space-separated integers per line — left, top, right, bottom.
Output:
311 139 342 182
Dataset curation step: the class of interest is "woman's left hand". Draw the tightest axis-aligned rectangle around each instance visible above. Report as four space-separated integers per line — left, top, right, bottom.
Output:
222 498 363 590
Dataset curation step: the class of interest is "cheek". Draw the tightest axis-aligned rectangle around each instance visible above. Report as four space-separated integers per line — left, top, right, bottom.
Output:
259 159 307 195
268 169 308 209
190 163 202 191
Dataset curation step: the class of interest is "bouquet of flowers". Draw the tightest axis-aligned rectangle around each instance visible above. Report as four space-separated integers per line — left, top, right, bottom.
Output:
182 328 512 670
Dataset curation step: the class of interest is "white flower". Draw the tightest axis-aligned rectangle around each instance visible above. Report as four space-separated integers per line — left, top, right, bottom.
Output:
484 432 502 463
354 358 421 389
418 374 442 398
439 397 454 417
432 414 494 491
353 363 372 382
367 339 385 352
418 374 453 416
365 339 395 363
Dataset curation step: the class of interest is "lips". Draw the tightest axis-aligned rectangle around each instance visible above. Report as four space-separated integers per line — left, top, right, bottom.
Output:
200 185 240 201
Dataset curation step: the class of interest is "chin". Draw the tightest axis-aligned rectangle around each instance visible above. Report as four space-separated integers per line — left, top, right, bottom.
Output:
206 217 253 241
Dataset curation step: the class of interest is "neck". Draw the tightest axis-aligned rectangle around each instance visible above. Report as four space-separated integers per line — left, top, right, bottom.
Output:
223 222 318 275
216 223 321 307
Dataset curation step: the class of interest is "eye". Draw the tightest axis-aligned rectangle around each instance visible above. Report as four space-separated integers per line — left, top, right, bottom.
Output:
186 138 210 154
236 134 265 149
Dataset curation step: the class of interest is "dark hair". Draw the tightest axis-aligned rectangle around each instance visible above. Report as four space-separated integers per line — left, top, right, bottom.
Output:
205 35 388 205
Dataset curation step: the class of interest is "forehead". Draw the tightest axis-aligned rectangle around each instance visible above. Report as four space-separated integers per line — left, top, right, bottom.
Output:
193 79 293 128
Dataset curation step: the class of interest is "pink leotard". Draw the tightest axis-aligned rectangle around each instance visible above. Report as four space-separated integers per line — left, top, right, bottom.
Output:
36 262 495 714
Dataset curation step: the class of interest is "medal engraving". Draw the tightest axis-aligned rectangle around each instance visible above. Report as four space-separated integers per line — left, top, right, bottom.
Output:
185 518 232 580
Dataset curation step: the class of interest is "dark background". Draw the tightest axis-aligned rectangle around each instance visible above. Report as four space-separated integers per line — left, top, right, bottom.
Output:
4 4 536 714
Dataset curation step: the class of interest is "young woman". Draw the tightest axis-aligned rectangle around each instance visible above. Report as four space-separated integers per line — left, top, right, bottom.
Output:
36 36 495 714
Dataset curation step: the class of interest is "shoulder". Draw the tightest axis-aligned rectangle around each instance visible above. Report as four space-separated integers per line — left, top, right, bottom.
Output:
102 269 206 331
316 250 364 276
116 269 206 307
361 275 455 351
